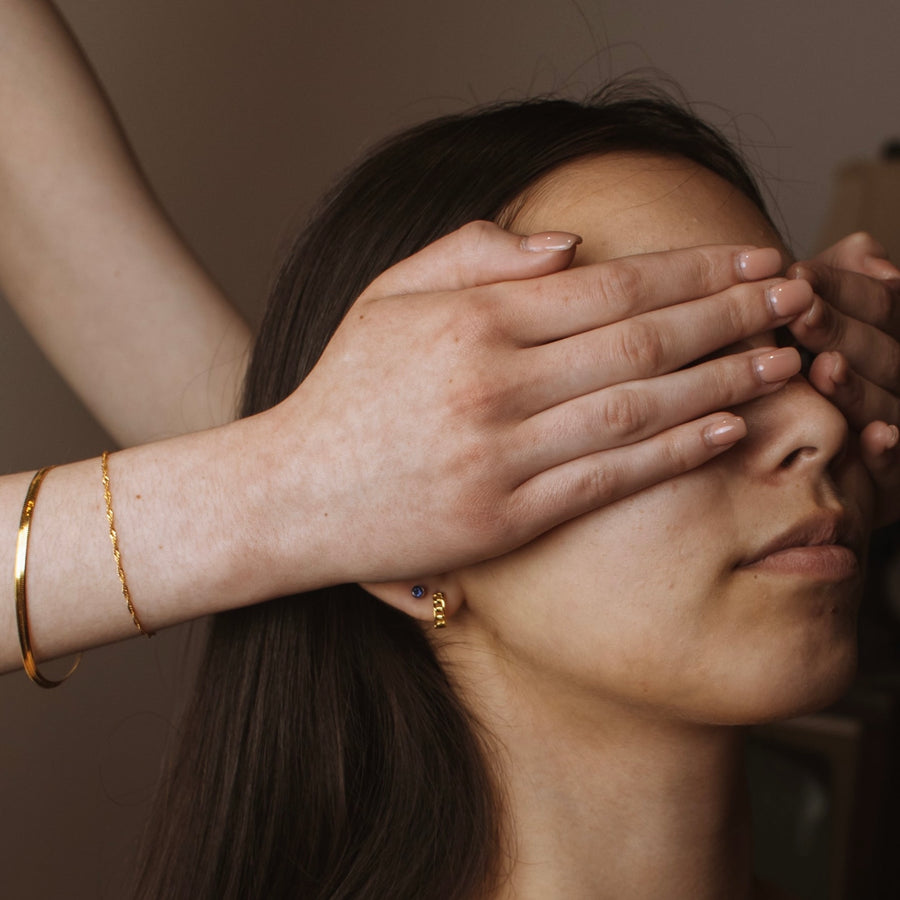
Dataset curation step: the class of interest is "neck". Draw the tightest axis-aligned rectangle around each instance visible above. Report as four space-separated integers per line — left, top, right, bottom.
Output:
448 648 756 899
498 709 751 899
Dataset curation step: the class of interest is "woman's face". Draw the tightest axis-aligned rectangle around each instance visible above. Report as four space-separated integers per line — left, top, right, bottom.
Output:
447 153 875 727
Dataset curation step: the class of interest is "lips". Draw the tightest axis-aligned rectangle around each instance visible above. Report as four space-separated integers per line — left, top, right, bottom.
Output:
737 511 862 581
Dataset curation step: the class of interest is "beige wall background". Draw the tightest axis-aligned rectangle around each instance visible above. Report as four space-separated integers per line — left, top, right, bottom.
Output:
1 1 898 896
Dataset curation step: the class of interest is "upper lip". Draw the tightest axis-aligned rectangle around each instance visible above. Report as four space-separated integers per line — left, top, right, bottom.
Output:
738 510 862 568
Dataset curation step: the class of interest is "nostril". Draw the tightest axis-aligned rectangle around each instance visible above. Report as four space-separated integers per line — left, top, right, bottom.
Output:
780 446 821 469
780 448 803 468
780 438 848 471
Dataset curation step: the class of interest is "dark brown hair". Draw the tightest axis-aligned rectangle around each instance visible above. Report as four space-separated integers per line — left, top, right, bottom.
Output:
134 81 771 899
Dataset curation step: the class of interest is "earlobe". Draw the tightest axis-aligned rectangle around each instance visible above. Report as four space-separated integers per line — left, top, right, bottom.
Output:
359 579 465 626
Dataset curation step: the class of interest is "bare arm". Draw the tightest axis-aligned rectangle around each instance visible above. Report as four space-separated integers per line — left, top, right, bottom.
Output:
1 225 801 675
0 0 250 445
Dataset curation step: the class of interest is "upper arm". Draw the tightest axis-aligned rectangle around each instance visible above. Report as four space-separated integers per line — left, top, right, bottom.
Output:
0 0 251 445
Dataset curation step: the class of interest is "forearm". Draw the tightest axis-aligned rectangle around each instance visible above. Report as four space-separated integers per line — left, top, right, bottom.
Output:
0 414 323 675
0 0 250 444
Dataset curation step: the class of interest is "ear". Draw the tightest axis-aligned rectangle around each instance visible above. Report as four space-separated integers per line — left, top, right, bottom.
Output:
360 576 466 625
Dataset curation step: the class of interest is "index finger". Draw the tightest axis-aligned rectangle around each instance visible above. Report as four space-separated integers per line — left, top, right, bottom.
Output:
493 244 783 344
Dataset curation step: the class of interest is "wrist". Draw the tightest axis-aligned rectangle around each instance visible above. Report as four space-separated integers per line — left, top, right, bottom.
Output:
212 401 350 603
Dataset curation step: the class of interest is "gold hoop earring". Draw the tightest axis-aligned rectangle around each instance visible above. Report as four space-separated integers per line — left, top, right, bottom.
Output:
432 591 447 629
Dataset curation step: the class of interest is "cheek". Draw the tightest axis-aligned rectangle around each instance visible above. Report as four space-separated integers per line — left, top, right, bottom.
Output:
458 469 740 693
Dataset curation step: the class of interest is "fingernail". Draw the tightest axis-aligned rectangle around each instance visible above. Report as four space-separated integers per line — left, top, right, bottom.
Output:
753 347 801 383
737 247 782 281
766 279 813 318
703 415 747 447
804 295 825 328
521 231 583 252
886 424 899 450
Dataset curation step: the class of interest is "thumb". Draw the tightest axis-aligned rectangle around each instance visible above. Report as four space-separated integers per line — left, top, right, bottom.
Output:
362 220 582 299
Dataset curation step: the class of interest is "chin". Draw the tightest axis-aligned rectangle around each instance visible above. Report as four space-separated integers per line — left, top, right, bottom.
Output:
724 644 859 726
722 587 863 725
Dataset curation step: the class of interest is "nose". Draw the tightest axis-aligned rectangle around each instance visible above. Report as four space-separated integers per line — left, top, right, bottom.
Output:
740 376 849 483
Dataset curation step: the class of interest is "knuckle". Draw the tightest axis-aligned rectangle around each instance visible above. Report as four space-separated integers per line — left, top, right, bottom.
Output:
610 320 666 373
452 295 505 346
596 259 646 310
447 371 501 419
583 463 622 507
444 351 520 421
656 432 694 476
848 231 880 253
708 283 755 337
731 285 764 331
698 356 744 404
742 284 785 334
688 248 720 293
458 219 499 249
595 388 650 440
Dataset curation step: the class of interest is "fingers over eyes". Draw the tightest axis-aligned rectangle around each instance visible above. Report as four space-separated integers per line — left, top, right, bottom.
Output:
509 413 747 534
789 262 900 333
515 280 807 411
509 347 795 474
807 351 900 432
496 244 782 345
790 295 900 395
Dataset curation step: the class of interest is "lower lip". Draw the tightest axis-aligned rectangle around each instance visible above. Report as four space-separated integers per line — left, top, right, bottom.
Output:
741 545 860 581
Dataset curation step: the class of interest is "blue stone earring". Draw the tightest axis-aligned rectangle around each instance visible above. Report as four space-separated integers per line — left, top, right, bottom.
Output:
411 585 426 598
